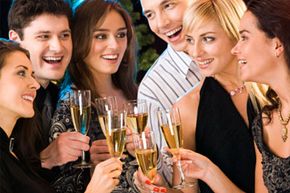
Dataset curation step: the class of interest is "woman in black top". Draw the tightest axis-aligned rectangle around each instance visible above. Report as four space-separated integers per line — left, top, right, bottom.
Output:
0 39 122 193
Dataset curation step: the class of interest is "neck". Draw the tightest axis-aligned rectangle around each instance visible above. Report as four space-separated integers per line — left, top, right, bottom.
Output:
94 74 116 97
36 77 50 89
0 112 17 138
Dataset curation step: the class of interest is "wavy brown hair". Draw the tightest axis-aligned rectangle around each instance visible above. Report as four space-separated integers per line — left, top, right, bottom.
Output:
69 0 138 101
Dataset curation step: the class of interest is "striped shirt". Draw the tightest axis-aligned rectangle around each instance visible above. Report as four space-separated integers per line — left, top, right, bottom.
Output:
138 44 201 184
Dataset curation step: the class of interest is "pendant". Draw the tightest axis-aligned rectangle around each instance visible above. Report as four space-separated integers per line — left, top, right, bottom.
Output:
281 125 288 142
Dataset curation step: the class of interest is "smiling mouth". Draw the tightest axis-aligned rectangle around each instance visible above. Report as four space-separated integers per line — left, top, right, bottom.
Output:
42 56 62 64
165 26 182 39
102 54 118 60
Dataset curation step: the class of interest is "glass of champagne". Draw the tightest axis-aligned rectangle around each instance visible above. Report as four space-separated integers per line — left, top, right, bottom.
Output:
133 131 158 183
70 90 92 168
124 99 148 134
157 107 195 189
95 97 126 159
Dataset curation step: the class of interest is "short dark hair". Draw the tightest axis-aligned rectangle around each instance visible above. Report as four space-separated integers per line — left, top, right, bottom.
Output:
0 38 30 72
8 0 72 39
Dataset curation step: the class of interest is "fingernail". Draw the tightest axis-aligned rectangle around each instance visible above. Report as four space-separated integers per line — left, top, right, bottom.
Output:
145 180 151 185
153 187 160 192
160 188 167 193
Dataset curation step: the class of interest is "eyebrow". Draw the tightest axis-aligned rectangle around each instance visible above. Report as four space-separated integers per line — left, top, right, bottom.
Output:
16 65 28 70
33 29 71 35
93 27 127 32
239 30 250 34
200 31 216 37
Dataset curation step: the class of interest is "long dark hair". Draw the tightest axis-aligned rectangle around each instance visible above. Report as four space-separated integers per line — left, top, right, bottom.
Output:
0 39 41 169
68 0 138 101
246 0 290 121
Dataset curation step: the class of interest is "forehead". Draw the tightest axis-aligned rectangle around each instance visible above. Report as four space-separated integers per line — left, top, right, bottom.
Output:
23 14 70 35
97 10 126 29
187 20 223 37
239 11 258 30
140 0 187 11
2 51 31 71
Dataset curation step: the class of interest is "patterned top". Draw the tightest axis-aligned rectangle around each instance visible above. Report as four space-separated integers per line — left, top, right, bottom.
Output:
49 80 139 193
252 115 290 193
138 44 201 185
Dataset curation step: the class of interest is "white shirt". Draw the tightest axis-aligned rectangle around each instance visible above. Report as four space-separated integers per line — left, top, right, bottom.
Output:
138 45 201 184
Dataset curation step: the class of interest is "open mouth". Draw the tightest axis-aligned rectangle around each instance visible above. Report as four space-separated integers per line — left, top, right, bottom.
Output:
165 26 182 39
22 95 34 103
102 54 118 60
42 56 62 64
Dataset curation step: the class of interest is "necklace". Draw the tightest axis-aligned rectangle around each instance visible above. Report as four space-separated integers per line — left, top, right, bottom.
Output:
229 84 245 96
278 101 290 142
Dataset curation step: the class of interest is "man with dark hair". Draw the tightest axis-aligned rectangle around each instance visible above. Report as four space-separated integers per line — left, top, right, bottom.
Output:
8 0 90 192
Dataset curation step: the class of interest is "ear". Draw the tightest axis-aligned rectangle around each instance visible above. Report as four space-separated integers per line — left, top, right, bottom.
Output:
274 37 284 58
9 30 21 43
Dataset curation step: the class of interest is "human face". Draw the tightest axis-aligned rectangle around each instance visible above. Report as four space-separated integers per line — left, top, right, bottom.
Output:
232 11 277 83
0 51 40 119
11 14 72 88
84 10 127 77
140 0 188 51
184 20 236 77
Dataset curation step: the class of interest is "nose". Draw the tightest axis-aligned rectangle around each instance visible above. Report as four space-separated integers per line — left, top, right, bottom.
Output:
191 42 204 59
108 36 119 49
30 76 40 90
156 12 170 30
49 36 63 52
231 42 240 55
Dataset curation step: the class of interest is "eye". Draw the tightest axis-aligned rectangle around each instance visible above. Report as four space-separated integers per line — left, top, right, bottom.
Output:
60 32 71 40
185 36 194 45
36 34 49 41
17 70 26 77
144 12 154 20
164 2 175 10
117 31 127 39
239 34 248 41
202 36 215 43
95 34 107 40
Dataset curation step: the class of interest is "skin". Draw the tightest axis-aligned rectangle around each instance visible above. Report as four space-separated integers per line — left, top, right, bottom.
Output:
9 13 89 170
232 11 290 192
140 0 189 51
0 51 39 137
88 10 134 165
9 14 72 88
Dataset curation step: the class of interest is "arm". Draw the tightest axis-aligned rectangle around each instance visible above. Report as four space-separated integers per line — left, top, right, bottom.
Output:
254 143 268 192
178 149 245 193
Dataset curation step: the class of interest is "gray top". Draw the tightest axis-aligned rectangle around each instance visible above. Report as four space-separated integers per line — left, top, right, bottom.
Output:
252 115 290 193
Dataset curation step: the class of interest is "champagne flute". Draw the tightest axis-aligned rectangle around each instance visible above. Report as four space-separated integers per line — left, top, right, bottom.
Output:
70 90 92 168
157 107 195 189
95 97 126 159
124 99 148 134
133 131 158 183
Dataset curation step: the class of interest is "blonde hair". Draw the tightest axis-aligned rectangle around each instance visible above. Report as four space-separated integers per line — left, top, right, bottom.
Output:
184 0 246 42
183 0 269 110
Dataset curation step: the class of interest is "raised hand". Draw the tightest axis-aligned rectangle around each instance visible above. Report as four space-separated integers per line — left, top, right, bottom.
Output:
90 139 111 165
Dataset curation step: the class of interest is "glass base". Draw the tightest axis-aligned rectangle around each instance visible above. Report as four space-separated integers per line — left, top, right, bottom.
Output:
73 161 93 169
173 182 196 189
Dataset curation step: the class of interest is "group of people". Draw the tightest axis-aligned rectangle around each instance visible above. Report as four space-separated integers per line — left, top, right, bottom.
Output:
0 1 289 193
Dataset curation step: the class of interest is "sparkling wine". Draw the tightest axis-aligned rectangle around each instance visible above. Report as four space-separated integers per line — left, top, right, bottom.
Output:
135 148 157 181
71 105 91 135
98 115 107 135
161 123 183 151
106 127 126 158
126 113 148 133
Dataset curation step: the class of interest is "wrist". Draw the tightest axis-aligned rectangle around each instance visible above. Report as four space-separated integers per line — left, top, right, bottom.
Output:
40 150 53 169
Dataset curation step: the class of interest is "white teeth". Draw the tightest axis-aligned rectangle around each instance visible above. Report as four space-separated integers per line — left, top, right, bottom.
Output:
43 56 62 61
102 54 118 60
197 59 213 65
22 95 34 102
166 26 182 37
238 59 247 65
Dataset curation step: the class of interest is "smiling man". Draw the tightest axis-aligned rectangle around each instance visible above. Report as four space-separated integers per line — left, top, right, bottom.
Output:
137 0 202 187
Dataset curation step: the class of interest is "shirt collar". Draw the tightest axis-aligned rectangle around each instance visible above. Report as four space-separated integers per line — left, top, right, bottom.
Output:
167 44 194 79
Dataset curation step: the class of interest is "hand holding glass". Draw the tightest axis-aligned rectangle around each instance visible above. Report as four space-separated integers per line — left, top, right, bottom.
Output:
70 90 92 168
157 107 195 189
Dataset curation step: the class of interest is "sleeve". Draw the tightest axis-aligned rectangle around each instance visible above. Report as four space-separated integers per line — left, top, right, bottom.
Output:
0 160 13 193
